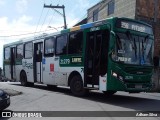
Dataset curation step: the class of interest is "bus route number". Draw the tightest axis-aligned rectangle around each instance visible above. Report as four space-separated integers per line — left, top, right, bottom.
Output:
121 22 129 29
60 59 70 65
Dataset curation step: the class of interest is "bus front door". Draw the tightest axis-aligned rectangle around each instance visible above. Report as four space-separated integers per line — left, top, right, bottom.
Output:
85 30 109 87
10 47 16 80
34 42 43 83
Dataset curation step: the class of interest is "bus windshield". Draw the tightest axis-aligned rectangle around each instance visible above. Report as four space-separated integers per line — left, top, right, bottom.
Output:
112 32 153 66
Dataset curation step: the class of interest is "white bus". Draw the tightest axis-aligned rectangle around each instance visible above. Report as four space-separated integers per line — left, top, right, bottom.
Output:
3 17 154 96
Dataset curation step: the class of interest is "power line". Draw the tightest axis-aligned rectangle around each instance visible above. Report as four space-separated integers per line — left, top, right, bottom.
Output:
34 6 45 36
1 1 104 38
44 4 67 29
41 0 62 32
72 0 103 26
39 8 50 32
0 28 58 38
45 0 61 31
74 13 87 25
45 9 56 31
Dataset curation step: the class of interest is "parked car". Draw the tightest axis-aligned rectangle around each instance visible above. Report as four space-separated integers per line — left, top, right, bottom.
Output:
0 89 10 111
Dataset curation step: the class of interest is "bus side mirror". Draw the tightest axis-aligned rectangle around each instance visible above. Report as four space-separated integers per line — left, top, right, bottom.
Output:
153 56 159 68
111 31 116 36
110 31 116 50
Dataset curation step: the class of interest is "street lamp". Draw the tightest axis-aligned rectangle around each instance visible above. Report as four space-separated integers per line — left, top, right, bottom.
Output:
48 26 58 31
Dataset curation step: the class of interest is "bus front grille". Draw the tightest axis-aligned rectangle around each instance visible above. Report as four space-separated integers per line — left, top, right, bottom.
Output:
124 67 152 75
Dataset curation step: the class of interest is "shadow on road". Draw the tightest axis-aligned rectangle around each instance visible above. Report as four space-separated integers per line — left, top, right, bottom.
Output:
10 83 160 111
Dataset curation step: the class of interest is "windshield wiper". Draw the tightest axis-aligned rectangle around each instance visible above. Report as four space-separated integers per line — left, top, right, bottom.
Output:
141 39 145 64
126 31 137 59
116 34 122 50
144 35 149 50
133 38 137 59
126 31 134 49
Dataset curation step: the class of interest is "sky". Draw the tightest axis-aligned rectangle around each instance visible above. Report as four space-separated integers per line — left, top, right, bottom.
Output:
0 0 100 68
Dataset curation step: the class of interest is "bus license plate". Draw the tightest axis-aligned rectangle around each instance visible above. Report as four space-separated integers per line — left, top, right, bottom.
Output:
135 85 142 89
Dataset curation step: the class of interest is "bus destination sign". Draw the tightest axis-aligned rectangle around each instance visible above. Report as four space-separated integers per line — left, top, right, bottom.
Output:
116 19 153 34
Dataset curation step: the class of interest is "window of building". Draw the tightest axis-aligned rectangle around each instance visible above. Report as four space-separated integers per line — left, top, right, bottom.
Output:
16 44 23 59
68 31 83 55
93 9 98 22
4 47 10 60
44 37 55 57
24 42 33 58
108 0 115 15
56 35 67 55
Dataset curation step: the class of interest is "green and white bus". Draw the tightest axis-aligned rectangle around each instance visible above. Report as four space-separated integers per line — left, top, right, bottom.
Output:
3 17 154 96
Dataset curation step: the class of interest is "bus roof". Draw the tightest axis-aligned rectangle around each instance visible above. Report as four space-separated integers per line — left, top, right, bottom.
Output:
3 17 152 47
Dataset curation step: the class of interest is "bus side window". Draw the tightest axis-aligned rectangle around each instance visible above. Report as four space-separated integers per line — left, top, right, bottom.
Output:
44 37 55 57
16 44 23 59
68 31 83 55
24 42 33 58
55 35 68 55
4 47 10 60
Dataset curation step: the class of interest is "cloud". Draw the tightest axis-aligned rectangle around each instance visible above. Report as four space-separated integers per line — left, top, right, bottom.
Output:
16 0 28 14
0 17 9 30
0 15 34 41
0 15 34 68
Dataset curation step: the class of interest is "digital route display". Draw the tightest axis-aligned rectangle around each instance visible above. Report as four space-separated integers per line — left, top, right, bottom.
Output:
116 19 153 34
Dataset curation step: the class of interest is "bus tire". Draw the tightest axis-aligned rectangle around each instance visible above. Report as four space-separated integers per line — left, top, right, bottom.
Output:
70 75 87 96
20 72 28 86
103 90 117 96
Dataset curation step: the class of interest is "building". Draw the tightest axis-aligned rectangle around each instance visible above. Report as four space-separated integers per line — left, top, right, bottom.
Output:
87 0 160 55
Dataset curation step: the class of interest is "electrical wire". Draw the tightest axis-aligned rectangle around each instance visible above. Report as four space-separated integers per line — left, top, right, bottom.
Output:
0 28 59 38
71 0 103 26
34 6 44 36
39 8 50 33
45 9 56 31
45 0 61 31
1 0 105 38
44 0 64 31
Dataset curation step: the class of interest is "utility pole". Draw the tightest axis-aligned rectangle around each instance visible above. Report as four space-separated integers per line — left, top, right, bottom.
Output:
154 0 158 22
44 4 67 29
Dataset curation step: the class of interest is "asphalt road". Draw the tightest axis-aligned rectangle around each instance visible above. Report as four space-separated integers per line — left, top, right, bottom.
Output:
0 82 160 120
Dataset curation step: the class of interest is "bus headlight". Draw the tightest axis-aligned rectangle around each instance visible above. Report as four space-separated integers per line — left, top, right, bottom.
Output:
112 71 124 82
112 72 117 77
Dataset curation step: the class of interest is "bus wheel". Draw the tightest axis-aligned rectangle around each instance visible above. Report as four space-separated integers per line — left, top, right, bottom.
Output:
103 90 117 96
20 72 27 86
70 75 87 96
